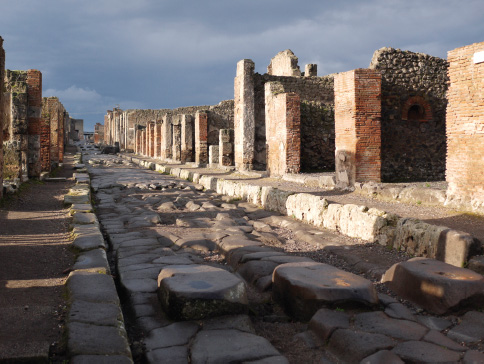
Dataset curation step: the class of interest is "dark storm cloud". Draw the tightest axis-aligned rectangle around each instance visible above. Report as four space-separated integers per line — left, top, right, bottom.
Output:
0 0 483 130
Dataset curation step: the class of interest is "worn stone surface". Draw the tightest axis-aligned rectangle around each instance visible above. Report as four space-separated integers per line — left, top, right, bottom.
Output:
328 329 394 363
308 307 350 341
68 300 123 327
73 248 110 273
71 355 133 364
382 258 484 314
447 311 484 344
190 329 281 364
68 322 131 356
359 350 404 364
273 262 379 320
144 322 199 351
391 341 461 363
67 271 119 305
158 265 248 320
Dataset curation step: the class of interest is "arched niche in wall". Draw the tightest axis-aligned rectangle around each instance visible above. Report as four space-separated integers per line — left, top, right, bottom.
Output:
401 96 432 122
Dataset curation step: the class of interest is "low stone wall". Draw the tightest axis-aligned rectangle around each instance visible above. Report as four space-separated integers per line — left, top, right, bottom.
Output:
64 150 133 363
123 154 482 268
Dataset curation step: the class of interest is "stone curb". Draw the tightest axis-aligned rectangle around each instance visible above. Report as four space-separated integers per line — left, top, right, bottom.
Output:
121 154 481 268
64 152 134 363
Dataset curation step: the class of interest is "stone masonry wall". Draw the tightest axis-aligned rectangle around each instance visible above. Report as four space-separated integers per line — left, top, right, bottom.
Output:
0 37 4 197
445 41 484 214
253 72 334 171
369 48 448 182
3 70 28 181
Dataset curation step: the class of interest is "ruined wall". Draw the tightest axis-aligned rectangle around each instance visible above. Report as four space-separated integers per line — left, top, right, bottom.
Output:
0 37 4 196
253 73 334 171
369 48 448 182
207 100 234 145
44 97 66 167
26 70 42 177
94 123 104 144
267 49 301 76
445 41 484 213
3 70 28 181
265 82 301 176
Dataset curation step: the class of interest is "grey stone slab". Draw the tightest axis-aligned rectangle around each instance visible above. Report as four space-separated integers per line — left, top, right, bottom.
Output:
146 346 188 364
132 304 156 318
242 356 289 364
227 246 276 266
65 194 91 205
377 293 398 307
328 329 394 363
68 322 131 356
237 260 279 284
359 350 404 364
117 254 161 268
175 237 217 252
416 315 452 331
73 249 110 273
272 262 379 320
158 265 248 320
144 322 199 351
69 300 123 326
255 275 273 292
354 311 428 341
201 314 255 333
119 266 164 281
391 341 461 363
72 228 106 251
121 278 158 293
384 303 417 322
71 355 133 364
218 236 263 254
70 204 94 214
190 329 281 364
153 255 197 265
382 258 484 314
308 308 350 342
261 255 314 264
447 311 484 344
239 251 286 263
67 271 119 304
463 350 484 364
422 330 466 352
136 316 167 333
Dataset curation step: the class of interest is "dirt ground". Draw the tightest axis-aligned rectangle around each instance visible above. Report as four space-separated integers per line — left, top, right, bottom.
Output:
0 149 76 362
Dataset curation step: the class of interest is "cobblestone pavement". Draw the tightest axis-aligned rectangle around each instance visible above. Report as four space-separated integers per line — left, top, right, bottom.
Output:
84 150 484 364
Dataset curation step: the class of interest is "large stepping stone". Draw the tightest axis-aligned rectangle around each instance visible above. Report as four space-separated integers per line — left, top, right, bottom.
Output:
381 258 484 314
272 262 379 320
157 265 248 320
190 329 282 364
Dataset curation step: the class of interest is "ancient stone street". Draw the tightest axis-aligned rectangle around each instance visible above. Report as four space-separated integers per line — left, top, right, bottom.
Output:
62 146 484 363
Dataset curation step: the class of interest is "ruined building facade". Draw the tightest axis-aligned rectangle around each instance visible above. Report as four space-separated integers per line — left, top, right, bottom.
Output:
103 42 484 215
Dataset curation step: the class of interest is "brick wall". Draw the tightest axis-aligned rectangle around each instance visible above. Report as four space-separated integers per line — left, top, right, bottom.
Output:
181 114 194 163
154 122 162 158
446 41 484 213
334 69 382 187
265 82 301 176
195 111 208 164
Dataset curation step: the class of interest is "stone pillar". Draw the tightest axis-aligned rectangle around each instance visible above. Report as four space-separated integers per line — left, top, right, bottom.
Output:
219 129 234 166
445 41 484 213
305 64 317 77
58 108 65 163
154 121 162 159
148 121 155 157
26 69 42 177
160 114 172 161
265 82 301 176
334 69 381 188
40 98 51 172
195 111 208 164
172 116 181 162
0 37 4 198
141 129 146 156
209 145 219 164
181 114 194 163
234 59 255 170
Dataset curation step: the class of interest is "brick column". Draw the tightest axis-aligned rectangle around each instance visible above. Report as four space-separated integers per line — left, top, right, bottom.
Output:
0 37 4 198
40 98 51 172
181 114 194 163
141 130 146 156
195 111 208 164
446 41 484 213
334 69 381 188
148 121 155 157
234 59 255 170
27 69 42 177
265 82 301 176
172 116 181 162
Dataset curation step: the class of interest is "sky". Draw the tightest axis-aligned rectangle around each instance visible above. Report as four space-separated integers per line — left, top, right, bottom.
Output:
1 0 483 132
